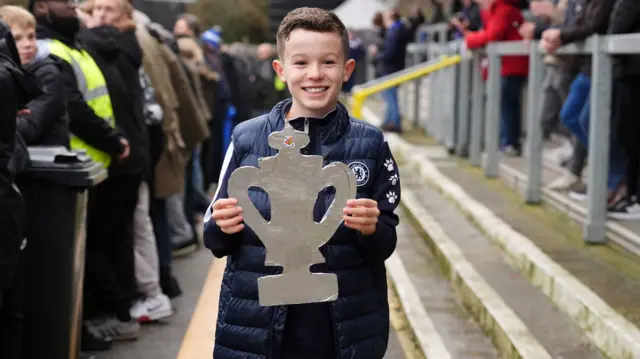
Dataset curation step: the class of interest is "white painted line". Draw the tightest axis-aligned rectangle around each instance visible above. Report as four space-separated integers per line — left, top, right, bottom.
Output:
401 190 553 359
386 253 453 359
360 105 640 359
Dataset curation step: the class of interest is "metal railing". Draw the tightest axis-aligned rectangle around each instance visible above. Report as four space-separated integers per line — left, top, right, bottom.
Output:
483 34 640 245
350 55 461 119
367 32 640 248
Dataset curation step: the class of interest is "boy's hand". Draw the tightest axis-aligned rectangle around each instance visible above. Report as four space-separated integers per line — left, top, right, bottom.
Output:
212 198 244 234
343 199 380 236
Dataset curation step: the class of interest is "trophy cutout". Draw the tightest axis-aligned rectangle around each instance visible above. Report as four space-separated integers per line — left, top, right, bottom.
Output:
227 121 356 306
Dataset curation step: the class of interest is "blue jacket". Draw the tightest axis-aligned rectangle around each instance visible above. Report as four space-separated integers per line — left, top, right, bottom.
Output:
376 20 409 75
204 99 401 359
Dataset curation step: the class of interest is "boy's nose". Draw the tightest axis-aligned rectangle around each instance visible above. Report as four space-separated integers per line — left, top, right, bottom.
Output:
307 64 323 79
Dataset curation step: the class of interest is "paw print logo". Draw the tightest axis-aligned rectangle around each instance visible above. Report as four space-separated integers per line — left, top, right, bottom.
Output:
386 191 398 204
384 158 394 172
389 174 399 186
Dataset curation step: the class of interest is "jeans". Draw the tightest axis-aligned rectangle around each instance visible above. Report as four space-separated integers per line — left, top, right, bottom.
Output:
560 73 590 146
561 73 626 191
500 75 526 149
381 87 401 127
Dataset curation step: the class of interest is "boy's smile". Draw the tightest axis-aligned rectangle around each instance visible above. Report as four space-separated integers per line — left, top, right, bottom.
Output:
273 28 355 119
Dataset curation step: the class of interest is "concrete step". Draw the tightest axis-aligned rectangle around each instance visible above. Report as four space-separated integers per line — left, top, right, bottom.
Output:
481 152 640 256
389 205 499 359
400 170 603 358
361 104 640 358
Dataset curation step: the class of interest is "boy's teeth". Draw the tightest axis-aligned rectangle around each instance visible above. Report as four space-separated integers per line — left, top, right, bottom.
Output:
305 87 327 93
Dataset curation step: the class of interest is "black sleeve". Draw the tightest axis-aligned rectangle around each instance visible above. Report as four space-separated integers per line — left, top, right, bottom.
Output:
356 141 400 262
560 0 615 44
203 141 243 258
16 64 66 145
608 0 640 34
0 69 18 179
59 59 123 156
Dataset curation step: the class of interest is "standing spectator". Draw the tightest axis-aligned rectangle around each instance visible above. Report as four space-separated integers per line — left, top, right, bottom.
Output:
76 0 149 340
541 0 621 203
519 0 583 191
606 0 640 219
132 8 185 300
0 20 41 359
464 0 529 156
371 9 409 133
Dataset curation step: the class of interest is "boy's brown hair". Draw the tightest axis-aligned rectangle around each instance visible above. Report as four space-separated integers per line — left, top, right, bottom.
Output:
0 5 36 30
276 7 349 61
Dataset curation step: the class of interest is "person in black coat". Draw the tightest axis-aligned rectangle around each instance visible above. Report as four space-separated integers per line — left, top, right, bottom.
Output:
74 9 148 337
0 20 43 359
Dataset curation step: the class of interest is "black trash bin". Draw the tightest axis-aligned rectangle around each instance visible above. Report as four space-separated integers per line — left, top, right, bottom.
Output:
21 147 107 359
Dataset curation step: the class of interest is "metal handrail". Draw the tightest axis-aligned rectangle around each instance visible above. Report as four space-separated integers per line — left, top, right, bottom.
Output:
350 55 461 119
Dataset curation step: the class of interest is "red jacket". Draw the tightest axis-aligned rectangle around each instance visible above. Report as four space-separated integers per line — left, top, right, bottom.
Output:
464 0 529 77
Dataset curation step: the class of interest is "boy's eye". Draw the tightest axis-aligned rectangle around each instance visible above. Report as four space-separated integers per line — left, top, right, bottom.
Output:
324 60 336 65
294 61 306 66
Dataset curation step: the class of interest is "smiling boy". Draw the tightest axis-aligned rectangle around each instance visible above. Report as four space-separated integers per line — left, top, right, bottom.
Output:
203 7 401 359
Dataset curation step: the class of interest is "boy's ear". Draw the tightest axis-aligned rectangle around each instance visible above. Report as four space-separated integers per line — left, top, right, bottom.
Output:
343 59 356 83
272 59 286 82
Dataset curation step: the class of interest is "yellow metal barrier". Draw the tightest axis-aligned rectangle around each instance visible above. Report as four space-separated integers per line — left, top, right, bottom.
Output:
350 55 462 119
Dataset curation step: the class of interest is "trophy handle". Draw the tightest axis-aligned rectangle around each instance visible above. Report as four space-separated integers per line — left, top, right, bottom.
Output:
319 162 357 234
227 166 269 237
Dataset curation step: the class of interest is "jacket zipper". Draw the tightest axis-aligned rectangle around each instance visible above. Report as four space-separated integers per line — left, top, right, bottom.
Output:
306 116 339 358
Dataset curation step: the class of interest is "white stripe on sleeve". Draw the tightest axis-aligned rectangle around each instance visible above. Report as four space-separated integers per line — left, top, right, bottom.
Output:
204 143 235 223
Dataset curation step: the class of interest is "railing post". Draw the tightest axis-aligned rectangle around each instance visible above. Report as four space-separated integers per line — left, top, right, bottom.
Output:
413 50 422 130
403 52 413 120
469 50 484 166
484 44 501 178
585 35 611 244
524 41 544 203
456 53 471 156
427 48 437 136
444 59 456 150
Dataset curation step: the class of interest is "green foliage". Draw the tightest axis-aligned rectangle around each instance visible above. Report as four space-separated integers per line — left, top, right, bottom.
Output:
188 0 268 43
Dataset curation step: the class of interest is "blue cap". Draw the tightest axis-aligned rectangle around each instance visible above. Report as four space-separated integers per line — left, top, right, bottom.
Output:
201 28 223 49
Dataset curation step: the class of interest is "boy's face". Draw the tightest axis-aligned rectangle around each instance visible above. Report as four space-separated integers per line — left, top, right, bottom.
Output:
11 25 36 65
273 29 355 118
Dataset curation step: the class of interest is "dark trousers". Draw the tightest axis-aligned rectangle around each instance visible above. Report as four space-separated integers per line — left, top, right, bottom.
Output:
151 197 172 268
84 174 141 321
615 76 640 197
0 250 24 359
500 75 526 149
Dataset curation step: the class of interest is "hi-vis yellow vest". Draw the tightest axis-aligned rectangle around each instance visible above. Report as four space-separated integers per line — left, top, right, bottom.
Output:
39 39 115 168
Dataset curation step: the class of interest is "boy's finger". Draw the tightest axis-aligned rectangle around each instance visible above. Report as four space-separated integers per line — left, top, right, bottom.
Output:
343 215 377 226
217 215 244 229
212 207 243 220
346 198 377 208
221 223 245 234
213 198 238 209
343 206 380 218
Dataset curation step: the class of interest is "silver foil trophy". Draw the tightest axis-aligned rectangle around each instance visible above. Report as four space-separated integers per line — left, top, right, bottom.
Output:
227 121 356 306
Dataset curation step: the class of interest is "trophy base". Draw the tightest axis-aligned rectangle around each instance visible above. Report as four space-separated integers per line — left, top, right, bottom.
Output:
258 272 338 306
